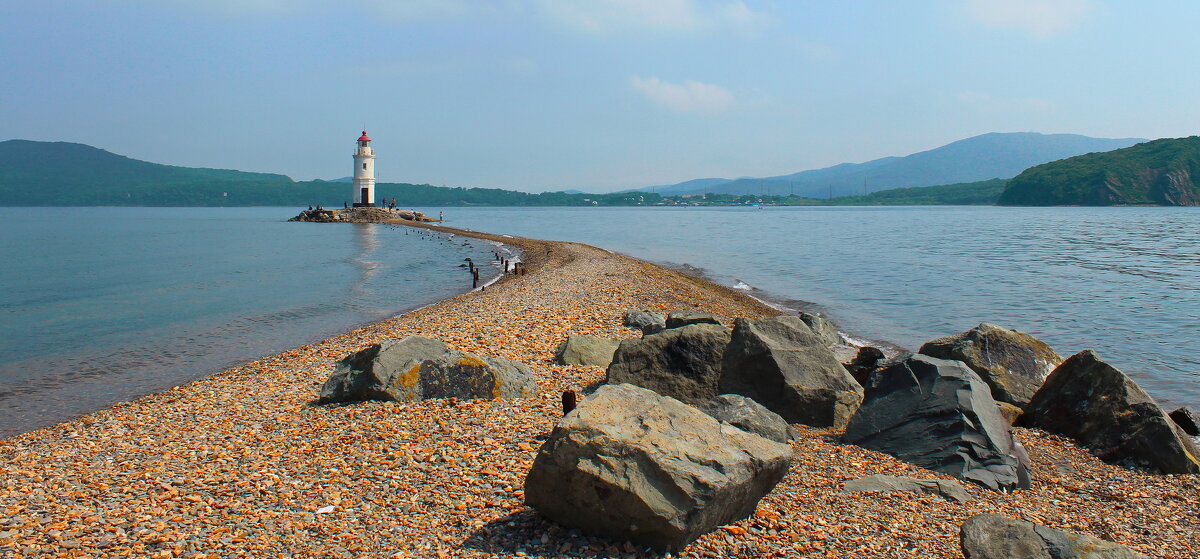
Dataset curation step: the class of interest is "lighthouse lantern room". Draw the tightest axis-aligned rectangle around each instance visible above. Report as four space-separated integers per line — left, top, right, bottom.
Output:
352 130 376 207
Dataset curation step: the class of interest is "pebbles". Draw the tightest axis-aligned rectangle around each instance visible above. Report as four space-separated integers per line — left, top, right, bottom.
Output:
1 225 1197 558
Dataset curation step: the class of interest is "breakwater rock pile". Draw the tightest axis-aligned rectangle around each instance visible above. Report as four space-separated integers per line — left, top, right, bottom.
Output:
288 206 434 223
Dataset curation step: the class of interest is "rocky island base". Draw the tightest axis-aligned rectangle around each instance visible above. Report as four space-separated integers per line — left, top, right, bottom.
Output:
0 223 1197 558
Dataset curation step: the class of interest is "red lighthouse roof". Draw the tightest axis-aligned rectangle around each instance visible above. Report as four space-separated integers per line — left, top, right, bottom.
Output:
357 130 371 142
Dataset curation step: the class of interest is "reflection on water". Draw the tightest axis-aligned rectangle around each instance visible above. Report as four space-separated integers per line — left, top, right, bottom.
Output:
0 207 500 437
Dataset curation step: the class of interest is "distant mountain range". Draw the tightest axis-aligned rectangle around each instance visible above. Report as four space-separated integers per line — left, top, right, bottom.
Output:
999 136 1200 206
630 132 1146 197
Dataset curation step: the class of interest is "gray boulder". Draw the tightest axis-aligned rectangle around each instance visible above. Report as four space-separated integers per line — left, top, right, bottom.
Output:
1169 406 1199 436
798 311 842 347
719 316 863 429
319 335 536 403
843 354 1031 492
623 309 666 336
1023 350 1200 474
844 346 886 387
701 394 791 444
524 384 791 552
961 514 1144 559
605 324 731 406
919 323 1062 409
665 310 722 329
842 474 973 503
553 334 621 367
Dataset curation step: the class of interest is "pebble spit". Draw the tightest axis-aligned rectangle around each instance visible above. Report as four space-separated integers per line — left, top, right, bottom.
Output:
1 222 1196 558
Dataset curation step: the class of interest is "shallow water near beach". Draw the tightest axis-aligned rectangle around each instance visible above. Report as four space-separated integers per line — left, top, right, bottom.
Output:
0 207 504 437
439 205 1200 412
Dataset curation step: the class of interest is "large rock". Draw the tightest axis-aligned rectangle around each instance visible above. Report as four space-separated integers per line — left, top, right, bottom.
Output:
318 335 536 403
798 311 841 347
524 384 791 552
843 354 1031 491
701 394 790 444
842 474 973 503
1023 350 1200 474
960 514 1144 559
623 310 666 336
719 316 863 429
553 334 621 367
665 310 722 329
919 323 1062 409
844 346 886 387
605 324 731 406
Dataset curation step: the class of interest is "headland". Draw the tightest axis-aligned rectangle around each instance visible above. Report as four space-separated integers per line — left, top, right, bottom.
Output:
0 220 1196 557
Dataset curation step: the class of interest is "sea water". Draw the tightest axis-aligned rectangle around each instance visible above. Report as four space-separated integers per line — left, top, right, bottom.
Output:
0 207 504 436
437 205 1200 412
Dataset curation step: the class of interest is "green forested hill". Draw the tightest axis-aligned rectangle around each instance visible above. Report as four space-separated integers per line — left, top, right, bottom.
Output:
998 137 1200 206
0 140 660 206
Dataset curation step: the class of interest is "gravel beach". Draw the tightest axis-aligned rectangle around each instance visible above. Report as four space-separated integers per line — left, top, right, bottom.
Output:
1 222 1197 558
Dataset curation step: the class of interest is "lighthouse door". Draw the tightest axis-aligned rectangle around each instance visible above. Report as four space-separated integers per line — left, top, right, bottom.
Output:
361 188 369 205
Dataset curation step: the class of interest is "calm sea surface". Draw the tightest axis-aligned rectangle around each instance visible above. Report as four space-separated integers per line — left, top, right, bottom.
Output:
0 207 505 437
438 205 1200 412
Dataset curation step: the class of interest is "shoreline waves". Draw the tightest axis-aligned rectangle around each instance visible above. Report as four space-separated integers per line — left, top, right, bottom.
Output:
1 221 1197 557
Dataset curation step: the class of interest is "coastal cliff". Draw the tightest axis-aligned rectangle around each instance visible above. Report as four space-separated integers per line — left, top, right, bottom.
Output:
998 136 1200 206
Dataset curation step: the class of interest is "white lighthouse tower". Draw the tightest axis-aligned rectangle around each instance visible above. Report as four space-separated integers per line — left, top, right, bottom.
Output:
352 130 376 207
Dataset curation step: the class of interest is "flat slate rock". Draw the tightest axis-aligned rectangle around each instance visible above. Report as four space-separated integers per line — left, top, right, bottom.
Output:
524 384 792 553
701 394 791 444
919 323 1062 409
623 309 666 336
960 514 1144 559
665 310 723 329
1023 350 1200 474
719 316 863 429
319 335 536 403
842 474 973 503
843 354 1031 492
605 323 731 406
553 334 621 367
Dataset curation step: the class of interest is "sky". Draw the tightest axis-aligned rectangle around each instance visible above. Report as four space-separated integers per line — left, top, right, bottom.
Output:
3 1 1199 192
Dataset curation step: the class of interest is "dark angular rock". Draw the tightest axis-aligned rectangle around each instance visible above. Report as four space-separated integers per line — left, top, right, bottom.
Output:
843 354 1031 492
553 334 621 366
665 310 722 329
318 335 536 403
623 309 666 336
1023 350 1200 474
842 474 973 503
605 324 731 405
798 311 841 346
919 323 1062 409
701 394 791 444
524 384 792 553
960 514 1145 559
844 346 886 387
1169 406 1199 436
719 316 863 429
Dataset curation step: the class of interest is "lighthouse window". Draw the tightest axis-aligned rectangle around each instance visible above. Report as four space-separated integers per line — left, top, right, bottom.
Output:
363 163 367 169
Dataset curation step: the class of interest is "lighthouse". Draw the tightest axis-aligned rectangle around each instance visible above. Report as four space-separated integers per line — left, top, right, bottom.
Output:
352 130 376 207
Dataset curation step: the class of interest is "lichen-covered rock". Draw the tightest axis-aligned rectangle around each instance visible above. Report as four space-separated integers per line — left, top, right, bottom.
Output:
623 309 666 336
798 311 841 347
960 514 1144 559
553 334 621 367
665 310 722 329
1023 350 1200 474
524 384 791 552
843 354 1031 491
842 474 973 503
719 316 863 429
701 394 790 444
919 323 1062 409
318 335 536 403
605 324 731 406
